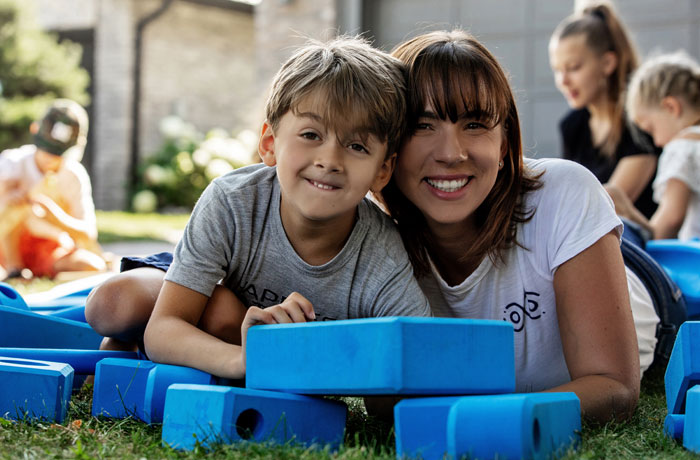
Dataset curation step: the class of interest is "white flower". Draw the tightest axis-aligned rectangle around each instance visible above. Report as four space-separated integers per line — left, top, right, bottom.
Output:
237 129 258 152
205 158 234 180
159 116 185 139
192 148 211 167
144 165 169 186
132 190 158 213
175 151 194 174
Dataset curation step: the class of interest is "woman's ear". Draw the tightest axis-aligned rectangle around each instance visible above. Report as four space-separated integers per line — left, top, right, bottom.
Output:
258 121 277 166
601 51 618 77
370 152 397 193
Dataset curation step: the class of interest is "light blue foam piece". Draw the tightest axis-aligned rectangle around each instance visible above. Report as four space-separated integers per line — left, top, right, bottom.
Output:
665 413 684 440
162 384 347 450
0 305 102 349
684 386 700 451
0 356 74 422
646 239 700 319
92 358 216 424
246 317 514 395
0 348 138 374
665 322 700 414
395 393 581 460
0 282 29 310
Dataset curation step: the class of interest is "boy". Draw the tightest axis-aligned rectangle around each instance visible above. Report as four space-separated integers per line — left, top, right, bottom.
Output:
0 99 105 279
86 36 430 379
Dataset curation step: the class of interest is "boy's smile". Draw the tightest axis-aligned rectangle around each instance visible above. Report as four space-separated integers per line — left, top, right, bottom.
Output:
259 98 394 236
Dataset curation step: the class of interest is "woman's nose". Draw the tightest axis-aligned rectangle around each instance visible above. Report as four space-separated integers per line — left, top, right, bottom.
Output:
434 126 467 164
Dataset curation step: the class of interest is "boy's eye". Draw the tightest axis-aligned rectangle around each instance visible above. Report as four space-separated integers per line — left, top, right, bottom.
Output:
348 143 369 154
415 122 433 131
301 131 320 141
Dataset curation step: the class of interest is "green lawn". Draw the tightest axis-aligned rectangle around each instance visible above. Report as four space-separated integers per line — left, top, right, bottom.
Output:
0 211 694 458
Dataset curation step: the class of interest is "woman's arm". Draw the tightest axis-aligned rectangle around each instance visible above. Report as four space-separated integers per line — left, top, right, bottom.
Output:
650 178 691 239
606 154 657 203
550 231 640 423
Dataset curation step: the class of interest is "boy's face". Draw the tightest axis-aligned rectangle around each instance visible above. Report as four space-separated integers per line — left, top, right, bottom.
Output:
259 98 395 227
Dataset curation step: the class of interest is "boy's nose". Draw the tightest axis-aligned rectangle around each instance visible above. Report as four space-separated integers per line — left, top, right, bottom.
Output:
314 143 343 172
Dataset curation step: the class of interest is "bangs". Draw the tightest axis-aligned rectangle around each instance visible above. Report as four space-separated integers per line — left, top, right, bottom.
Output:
409 42 510 129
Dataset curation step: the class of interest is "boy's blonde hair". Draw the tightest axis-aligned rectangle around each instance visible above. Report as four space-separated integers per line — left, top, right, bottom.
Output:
264 36 406 158
626 51 700 120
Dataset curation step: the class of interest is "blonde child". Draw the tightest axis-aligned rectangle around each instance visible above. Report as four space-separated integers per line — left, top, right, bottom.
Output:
618 51 700 240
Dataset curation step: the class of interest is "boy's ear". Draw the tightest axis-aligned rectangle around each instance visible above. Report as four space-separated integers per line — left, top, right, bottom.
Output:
29 121 39 135
661 96 683 117
369 152 397 193
258 121 277 166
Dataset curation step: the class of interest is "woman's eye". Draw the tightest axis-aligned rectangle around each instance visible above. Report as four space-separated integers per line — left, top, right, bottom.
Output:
466 122 486 130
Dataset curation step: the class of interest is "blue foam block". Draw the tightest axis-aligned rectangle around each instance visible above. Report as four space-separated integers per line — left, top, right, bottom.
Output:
0 348 138 374
0 356 74 422
246 317 514 395
665 322 700 414
0 282 29 310
646 240 700 319
684 386 700 451
0 305 102 349
665 413 684 440
47 305 87 323
28 297 88 313
395 393 581 460
92 358 216 424
162 384 347 450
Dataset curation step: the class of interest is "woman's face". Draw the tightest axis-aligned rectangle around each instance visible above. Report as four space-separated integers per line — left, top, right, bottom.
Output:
394 105 505 235
549 34 613 109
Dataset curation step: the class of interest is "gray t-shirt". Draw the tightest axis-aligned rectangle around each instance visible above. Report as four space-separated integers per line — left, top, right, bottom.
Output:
165 164 430 320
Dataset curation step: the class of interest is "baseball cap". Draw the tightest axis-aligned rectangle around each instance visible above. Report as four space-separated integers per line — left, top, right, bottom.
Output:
32 99 89 156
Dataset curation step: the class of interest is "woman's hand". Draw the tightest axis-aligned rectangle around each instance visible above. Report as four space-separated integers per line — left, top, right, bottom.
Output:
241 292 315 370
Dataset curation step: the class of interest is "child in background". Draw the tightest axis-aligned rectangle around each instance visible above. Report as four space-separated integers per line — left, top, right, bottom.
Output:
549 1 660 218
85 36 431 379
613 51 700 240
0 99 105 279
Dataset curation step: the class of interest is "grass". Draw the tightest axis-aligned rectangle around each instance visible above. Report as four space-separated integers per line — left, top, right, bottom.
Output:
0 211 695 458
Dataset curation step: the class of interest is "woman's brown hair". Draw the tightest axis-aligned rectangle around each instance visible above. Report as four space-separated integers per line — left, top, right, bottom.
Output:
381 30 542 277
551 1 639 157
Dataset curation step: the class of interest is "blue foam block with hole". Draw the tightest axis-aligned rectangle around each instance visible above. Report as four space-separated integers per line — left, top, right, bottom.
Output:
0 348 138 374
666 413 685 440
646 240 700 319
665 322 700 414
684 386 700 451
395 393 581 460
0 282 29 310
0 356 74 422
0 305 102 349
92 358 216 424
246 317 514 395
162 384 347 450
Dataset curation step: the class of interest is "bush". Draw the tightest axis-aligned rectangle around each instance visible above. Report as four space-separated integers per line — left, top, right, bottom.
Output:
132 115 257 212
0 0 89 151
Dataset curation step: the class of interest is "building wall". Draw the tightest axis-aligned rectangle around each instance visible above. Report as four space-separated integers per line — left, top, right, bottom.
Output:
361 0 700 159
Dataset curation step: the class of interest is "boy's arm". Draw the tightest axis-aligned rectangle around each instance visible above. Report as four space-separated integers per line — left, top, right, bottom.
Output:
144 280 246 379
30 193 96 242
650 178 691 239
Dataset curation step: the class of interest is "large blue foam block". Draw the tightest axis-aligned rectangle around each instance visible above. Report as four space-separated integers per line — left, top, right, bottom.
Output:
92 358 216 424
0 356 74 422
162 384 347 450
684 386 700 451
646 240 700 319
0 282 29 310
665 322 700 414
246 317 514 395
665 413 685 440
395 393 581 460
0 348 138 374
0 305 102 349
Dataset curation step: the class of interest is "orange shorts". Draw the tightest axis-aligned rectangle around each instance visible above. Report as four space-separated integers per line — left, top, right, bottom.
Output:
18 229 61 278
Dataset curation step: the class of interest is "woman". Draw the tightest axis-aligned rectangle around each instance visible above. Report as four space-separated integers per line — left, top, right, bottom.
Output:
549 1 660 218
382 30 642 423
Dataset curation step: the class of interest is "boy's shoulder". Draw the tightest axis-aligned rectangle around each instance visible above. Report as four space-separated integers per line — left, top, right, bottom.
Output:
355 197 407 261
210 163 275 193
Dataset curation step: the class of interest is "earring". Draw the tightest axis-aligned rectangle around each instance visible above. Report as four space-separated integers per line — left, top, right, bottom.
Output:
498 160 504 169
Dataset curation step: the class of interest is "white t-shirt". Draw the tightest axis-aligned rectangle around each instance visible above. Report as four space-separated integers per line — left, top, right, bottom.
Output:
0 144 97 240
653 125 700 240
418 158 656 392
